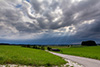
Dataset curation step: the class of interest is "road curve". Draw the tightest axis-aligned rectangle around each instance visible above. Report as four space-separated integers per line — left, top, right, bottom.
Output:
48 51 100 67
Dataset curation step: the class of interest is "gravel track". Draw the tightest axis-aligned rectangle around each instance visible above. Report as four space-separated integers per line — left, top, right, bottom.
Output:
48 51 100 67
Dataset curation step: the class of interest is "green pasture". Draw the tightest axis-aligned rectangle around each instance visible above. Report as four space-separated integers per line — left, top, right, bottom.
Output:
0 45 66 66
55 46 100 60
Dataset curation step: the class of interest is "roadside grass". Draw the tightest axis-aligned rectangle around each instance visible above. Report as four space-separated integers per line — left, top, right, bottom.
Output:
0 45 66 66
53 46 100 60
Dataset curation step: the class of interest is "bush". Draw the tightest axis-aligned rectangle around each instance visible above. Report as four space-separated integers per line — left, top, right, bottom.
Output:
26 45 30 48
32 45 38 49
47 47 52 51
41 46 45 50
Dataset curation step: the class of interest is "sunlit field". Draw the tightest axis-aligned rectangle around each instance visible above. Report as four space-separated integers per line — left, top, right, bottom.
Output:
0 45 66 66
55 46 100 60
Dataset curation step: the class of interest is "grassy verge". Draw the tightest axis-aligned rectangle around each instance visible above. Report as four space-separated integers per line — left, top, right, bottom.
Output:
52 46 100 60
0 45 66 66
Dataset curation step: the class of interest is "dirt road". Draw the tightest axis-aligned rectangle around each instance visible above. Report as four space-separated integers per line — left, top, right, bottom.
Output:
49 51 100 67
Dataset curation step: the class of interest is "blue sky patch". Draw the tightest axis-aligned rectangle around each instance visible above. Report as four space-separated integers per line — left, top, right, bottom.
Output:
26 0 30 2
16 4 22 8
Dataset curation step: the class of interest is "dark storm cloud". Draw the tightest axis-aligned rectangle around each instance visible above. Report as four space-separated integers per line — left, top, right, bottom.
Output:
30 0 43 13
60 0 100 26
76 21 100 39
0 0 100 43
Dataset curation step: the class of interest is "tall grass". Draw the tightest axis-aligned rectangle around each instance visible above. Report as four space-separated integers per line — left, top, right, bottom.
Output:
0 45 66 66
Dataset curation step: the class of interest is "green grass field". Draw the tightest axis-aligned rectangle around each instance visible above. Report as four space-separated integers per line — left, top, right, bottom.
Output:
0 45 66 66
56 46 100 60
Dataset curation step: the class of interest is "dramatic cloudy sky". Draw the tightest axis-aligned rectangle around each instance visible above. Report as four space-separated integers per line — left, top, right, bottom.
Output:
0 0 100 44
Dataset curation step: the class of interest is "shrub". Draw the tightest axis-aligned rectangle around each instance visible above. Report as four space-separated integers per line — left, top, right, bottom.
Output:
47 47 52 51
41 46 45 50
32 45 38 49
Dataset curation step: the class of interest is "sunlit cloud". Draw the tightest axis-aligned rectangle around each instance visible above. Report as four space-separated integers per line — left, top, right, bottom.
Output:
0 0 100 44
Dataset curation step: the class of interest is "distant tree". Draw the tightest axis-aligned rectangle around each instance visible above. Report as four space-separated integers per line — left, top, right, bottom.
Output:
67 45 70 47
0 43 10 45
41 46 45 50
21 45 26 47
32 45 37 49
81 40 97 46
47 47 52 51
26 45 30 48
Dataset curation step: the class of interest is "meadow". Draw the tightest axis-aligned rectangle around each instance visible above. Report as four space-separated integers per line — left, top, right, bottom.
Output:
55 46 100 60
0 45 66 66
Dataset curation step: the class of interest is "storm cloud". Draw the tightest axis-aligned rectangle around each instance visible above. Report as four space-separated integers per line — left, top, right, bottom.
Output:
0 0 100 44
